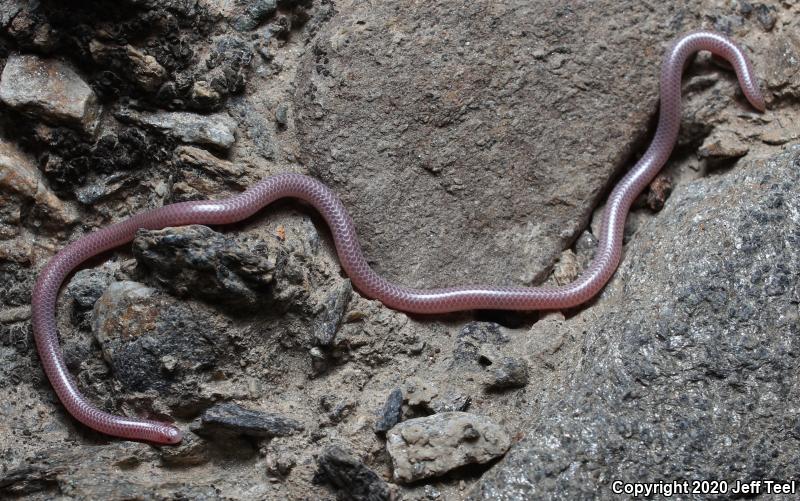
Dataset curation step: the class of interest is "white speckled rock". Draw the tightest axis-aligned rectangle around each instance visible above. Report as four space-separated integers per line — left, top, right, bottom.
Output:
0 54 101 134
386 411 511 483
116 108 238 150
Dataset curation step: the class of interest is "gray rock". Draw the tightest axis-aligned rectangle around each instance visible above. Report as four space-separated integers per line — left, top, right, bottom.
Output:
73 172 132 205
65 268 113 328
386 412 511 483
0 54 101 134
452 322 509 368
481 352 529 390
374 388 403 433
265 446 297 479
91 280 224 398
132 225 280 310
115 108 237 150
195 402 303 438
313 280 353 346
0 1 24 27
295 0 698 287
275 102 288 127
470 146 800 499
404 377 470 414
66 269 112 311
232 0 277 31
764 32 800 101
313 445 391 501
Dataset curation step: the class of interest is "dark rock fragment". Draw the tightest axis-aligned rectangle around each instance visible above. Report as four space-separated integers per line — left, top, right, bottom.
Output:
313 280 353 347
195 402 303 438
132 225 281 311
231 0 278 31
313 446 391 501
374 388 403 433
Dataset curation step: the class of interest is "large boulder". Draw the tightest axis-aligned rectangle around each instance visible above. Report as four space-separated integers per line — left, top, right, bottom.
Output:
295 0 702 287
471 145 800 499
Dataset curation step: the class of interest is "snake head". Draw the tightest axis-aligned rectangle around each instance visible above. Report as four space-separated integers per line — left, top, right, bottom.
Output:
155 424 183 445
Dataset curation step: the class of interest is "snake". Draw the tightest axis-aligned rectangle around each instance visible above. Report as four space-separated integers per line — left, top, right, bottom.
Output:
30 30 766 444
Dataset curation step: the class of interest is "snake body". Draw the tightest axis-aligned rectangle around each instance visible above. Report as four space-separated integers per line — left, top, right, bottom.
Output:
31 31 765 444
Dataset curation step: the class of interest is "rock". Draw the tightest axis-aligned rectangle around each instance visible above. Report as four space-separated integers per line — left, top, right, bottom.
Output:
89 41 167 92
295 1 697 287
759 114 800 145
646 174 673 211
265 447 297 479
319 395 356 425
174 145 247 185
194 402 303 438
386 412 511 483
698 130 750 161
313 280 353 347
374 388 403 434
115 108 237 150
190 80 223 110
551 249 581 286
479 350 529 390
275 103 288 127
452 322 509 368
91 280 223 397
132 225 280 310
228 96 275 159
313 445 391 501
0 54 101 134
404 377 471 414
65 268 113 327
740 2 777 31
66 269 112 311
73 172 132 205
232 0 278 31
470 146 800 498
764 33 800 101
92 281 157 350
0 304 30 325
0 138 77 225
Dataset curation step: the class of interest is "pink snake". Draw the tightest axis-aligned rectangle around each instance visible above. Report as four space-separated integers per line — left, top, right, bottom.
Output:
31 31 765 444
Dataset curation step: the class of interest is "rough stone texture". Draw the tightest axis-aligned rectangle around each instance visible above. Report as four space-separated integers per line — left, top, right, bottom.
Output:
195 402 303 438
116 108 238 150
132 225 281 310
374 387 403 434
91 280 216 392
231 0 278 31
0 138 77 227
404 377 471 414
89 41 167 93
0 442 264 499
313 445 392 501
295 0 702 287
0 54 101 134
481 353 529 390
312 279 353 346
471 146 800 499
2 0 800 500
387 412 511 483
